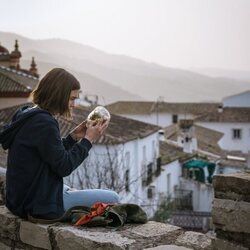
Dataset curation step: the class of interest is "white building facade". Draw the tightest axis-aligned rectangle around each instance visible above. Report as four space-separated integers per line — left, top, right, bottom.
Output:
64 130 162 217
196 122 250 153
223 90 250 108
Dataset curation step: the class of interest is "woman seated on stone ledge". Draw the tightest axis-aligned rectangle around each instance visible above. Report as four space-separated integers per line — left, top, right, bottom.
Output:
0 68 119 220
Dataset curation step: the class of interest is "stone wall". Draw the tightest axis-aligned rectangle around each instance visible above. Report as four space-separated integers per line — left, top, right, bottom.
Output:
212 172 250 250
0 170 214 250
0 206 213 250
1 172 250 249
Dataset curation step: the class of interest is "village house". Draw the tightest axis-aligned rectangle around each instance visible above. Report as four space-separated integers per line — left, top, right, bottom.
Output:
105 101 220 127
195 107 250 153
0 40 39 108
222 90 250 108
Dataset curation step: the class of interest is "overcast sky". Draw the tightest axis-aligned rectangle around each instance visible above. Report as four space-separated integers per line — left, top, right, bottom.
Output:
1 0 250 71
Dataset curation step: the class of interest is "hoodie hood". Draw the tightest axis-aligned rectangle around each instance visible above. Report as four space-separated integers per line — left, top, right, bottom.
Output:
0 106 50 150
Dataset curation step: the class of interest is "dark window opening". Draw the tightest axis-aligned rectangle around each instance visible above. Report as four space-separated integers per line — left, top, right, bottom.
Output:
125 169 130 192
172 114 178 124
232 129 242 139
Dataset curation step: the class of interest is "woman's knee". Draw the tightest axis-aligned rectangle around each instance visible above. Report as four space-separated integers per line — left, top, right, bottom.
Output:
108 190 120 203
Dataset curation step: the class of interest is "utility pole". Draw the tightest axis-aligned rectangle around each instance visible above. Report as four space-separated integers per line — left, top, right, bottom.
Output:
156 96 164 126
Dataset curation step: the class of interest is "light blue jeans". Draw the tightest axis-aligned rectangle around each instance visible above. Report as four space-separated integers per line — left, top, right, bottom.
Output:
63 184 120 211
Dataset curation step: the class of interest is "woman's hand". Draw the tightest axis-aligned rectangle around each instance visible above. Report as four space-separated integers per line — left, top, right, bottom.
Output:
70 120 87 141
84 120 109 143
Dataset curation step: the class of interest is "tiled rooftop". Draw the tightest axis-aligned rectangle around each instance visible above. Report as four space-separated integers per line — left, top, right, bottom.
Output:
0 103 161 167
195 107 250 123
0 66 38 92
72 106 161 144
164 124 223 156
0 104 161 145
106 101 221 115
159 141 195 165
0 73 30 93
164 123 248 168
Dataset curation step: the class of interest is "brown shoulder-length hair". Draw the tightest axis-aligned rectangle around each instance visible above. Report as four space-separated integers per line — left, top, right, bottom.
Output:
31 68 80 118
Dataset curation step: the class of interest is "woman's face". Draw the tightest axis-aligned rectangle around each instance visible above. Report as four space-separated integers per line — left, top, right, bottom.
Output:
69 89 80 111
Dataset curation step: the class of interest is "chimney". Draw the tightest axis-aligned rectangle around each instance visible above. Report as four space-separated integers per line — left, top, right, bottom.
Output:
217 105 223 113
158 129 165 142
177 119 197 153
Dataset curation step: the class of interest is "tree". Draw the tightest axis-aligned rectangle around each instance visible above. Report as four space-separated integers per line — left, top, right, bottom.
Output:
64 143 135 195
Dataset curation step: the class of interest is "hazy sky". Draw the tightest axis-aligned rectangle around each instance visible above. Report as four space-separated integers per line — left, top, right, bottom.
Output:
1 0 250 71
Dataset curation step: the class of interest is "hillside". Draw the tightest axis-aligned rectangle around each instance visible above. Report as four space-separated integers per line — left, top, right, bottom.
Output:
1 31 250 103
21 60 142 105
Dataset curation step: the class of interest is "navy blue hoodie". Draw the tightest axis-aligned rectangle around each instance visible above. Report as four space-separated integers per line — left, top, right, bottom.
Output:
0 106 92 219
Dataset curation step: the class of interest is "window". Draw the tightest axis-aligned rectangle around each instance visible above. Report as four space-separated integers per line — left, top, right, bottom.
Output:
147 186 155 199
172 114 178 124
232 129 242 139
125 170 130 192
125 152 130 192
155 157 161 176
147 163 153 184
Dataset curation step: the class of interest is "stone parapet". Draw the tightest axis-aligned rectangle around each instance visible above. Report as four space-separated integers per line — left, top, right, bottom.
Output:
213 172 250 202
0 205 213 250
212 173 250 249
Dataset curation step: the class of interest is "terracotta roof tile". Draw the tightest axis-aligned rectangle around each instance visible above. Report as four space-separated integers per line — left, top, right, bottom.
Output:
164 123 224 155
160 141 195 165
72 106 161 144
0 66 38 91
106 101 221 116
195 107 250 123
0 104 161 146
106 101 155 115
0 74 30 93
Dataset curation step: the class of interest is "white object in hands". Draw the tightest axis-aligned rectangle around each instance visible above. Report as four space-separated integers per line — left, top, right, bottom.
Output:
86 106 111 127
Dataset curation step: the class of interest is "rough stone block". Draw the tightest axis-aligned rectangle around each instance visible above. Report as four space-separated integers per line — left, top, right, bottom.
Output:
212 238 248 250
131 221 181 238
19 221 51 250
145 245 192 250
175 231 212 250
214 190 250 202
213 173 250 201
53 226 135 250
0 206 19 240
212 198 250 234
0 241 11 250
216 229 250 248
126 221 183 248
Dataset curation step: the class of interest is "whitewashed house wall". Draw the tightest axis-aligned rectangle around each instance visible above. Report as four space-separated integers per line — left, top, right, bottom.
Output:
223 91 250 107
179 178 214 212
141 160 182 217
64 132 161 211
196 122 250 153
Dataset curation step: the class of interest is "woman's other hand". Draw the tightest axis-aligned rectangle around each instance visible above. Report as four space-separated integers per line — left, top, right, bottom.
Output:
84 120 109 143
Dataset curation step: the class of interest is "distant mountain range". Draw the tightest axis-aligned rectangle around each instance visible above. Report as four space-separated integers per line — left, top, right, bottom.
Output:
190 67 250 82
1 31 249 104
